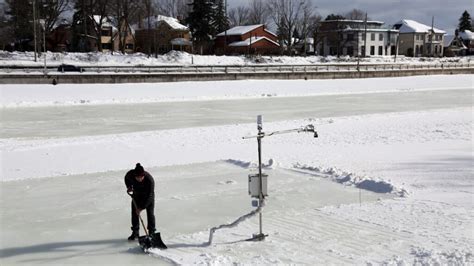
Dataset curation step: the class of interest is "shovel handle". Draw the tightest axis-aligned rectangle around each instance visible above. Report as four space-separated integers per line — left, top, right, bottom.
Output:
127 191 149 236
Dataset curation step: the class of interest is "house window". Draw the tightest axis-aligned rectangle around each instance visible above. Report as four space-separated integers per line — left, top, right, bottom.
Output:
101 28 111 36
371 33 375 41
415 45 419 55
361 45 365 56
416 34 420 40
370 45 375 55
420 45 423 54
347 34 354 41
379 33 383 41
428 35 432 42
378 46 383 55
102 43 112 50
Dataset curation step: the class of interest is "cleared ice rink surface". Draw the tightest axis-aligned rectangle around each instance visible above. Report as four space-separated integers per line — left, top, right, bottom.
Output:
0 162 389 265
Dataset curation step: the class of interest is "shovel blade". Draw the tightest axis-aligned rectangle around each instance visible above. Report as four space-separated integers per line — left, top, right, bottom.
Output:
139 232 167 250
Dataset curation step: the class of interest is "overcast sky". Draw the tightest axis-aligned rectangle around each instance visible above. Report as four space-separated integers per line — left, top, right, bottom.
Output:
230 0 473 35
0 0 471 35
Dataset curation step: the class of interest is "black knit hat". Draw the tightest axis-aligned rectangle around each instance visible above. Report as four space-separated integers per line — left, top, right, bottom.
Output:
134 163 145 176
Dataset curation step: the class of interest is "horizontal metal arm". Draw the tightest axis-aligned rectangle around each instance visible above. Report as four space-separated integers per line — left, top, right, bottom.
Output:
242 124 316 139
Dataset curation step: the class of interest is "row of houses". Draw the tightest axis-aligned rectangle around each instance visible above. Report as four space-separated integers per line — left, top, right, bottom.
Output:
47 15 474 57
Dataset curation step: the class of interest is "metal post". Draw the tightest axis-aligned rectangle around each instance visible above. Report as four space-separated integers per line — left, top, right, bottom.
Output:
257 135 263 236
257 115 264 238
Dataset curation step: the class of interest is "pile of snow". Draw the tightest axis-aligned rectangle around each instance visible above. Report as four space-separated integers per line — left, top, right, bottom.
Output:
294 164 406 196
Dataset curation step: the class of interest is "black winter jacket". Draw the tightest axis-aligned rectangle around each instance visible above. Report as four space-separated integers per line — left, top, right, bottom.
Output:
124 170 155 209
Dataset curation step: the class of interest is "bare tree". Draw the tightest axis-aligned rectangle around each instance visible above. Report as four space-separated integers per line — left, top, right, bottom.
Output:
155 0 189 19
295 0 315 55
308 14 322 54
228 6 249 27
267 0 306 54
345 9 368 20
39 0 71 33
111 0 141 53
89 0 111 52
248 0 268 25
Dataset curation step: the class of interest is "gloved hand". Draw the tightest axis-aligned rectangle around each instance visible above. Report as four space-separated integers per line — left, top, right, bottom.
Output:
136 208 143 215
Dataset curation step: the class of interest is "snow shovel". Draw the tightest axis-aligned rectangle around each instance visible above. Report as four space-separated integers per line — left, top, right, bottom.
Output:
127 192 167 250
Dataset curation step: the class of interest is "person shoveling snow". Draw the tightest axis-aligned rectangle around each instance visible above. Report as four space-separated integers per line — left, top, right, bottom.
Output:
124 163 167 250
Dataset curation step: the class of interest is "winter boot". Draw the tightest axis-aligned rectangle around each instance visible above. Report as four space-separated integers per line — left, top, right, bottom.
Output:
128 231 139 241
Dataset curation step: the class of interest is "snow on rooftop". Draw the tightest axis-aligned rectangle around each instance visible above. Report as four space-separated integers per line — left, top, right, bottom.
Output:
443 35 455 47
92 15 118 33
228 36 280 47
217 25 263 36
459 30 474 40
394 19 446 34
133 15 188 31
323 19 385 24
157 15 188 30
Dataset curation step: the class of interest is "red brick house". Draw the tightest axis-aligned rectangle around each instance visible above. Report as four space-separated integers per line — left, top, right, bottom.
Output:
47 23 72 52
215 24 280 55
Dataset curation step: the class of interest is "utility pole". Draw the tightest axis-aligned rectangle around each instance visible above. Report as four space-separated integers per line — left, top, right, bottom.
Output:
40 19 46 75
32 0 37 62
394 34 399 62
363 13 367 57
224 0 227 55
39 19 46 76
431 16 434 57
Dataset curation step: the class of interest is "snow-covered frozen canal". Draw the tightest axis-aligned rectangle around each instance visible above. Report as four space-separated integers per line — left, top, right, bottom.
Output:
1 75 473 265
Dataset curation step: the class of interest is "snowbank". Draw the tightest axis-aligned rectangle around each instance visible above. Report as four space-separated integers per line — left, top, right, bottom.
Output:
0 50 472 68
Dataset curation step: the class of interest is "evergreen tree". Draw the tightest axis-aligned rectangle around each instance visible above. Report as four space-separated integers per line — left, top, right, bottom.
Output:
71 0 92 51
458 10 472 32
186 0 215 53
325 14 345 21
212 0 229 34
6 0 34 50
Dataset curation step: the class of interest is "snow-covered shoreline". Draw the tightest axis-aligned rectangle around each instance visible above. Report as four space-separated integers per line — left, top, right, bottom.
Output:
1 74 472 108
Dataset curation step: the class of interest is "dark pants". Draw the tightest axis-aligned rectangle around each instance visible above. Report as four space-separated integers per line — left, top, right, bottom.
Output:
131 200 156 234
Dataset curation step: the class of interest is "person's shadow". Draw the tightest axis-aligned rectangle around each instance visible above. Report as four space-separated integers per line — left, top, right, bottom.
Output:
0 238 130 262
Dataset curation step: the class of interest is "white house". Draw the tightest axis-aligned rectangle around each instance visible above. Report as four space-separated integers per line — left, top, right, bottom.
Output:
393 19 445 57
316 19 399 57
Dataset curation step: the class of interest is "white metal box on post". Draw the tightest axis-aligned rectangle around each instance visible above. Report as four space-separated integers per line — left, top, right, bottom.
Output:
248 173 268 197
